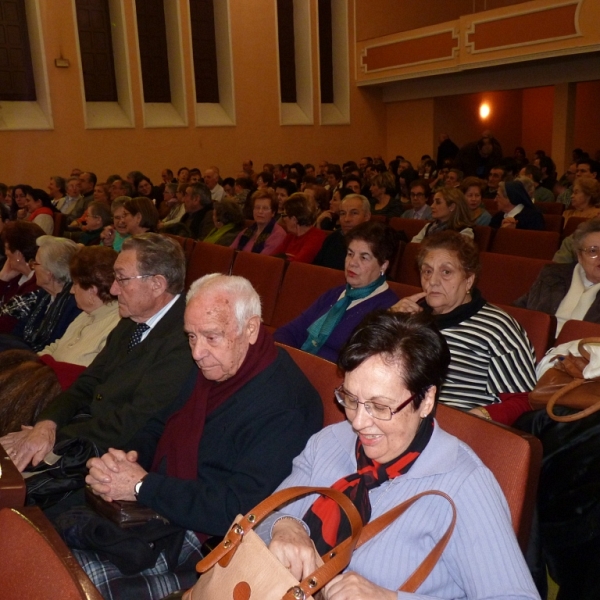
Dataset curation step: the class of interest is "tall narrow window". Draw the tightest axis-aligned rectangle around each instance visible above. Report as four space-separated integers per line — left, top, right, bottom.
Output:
277 0 296 103
135 0 170 103
75 0 118 102
318 0 333 104
189 0 219 103
0 0 36 101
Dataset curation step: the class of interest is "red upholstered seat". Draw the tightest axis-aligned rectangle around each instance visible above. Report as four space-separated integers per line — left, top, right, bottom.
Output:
536 202 564 215
388 217 428 242
555 319 600 345
231 252 286 327
478 252 551 305
395 242 421 287
0 506 103 600
387 281 421 299
542 214 563 234
472 225 493 252
270 262 346 329
489 228 560 260
561 216 588 240
185 241 235 290
0 445 25 509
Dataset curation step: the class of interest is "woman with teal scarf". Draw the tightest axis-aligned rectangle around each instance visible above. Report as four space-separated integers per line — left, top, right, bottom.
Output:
273 221 399 362
203 199 245 245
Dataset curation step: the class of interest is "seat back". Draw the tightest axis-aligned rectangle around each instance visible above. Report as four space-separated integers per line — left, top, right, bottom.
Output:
472 225 493 252
490 228 560 260
53 212 66 237
388 217 428 241
555 319 600 345
561 216 588 240
478 252 551 305
435 404 542 552
0 446 25 509
231 252 286 327
535 202 564 215
542 213 563 234
185 241 236 290
270 262 347 329
276 343 344 427
0 506 103 600
163 234 196 266
496 303 555 362
483 198 499 215
395 242 421 286
387 281 421 299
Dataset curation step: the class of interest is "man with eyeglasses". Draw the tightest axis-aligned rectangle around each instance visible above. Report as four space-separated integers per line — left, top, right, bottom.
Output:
0 234 195 493
402 179 432 220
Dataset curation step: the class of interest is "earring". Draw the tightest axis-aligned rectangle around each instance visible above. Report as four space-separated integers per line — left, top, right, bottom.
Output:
380 271 385 276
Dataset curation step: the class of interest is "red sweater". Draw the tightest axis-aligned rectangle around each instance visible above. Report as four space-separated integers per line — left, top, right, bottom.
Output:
275 227 327 263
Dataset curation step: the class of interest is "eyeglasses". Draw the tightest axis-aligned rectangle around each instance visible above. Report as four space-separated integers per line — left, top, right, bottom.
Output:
28 260 41 269
410 193 425 199
334 386 418 421
113 274 155 286
581 246 600 259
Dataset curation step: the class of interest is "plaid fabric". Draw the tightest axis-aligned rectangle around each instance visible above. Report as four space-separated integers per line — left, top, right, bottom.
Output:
74 530 203 600
0 288 42 319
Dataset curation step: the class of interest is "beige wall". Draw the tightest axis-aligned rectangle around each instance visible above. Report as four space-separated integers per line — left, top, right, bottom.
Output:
0 0 387 188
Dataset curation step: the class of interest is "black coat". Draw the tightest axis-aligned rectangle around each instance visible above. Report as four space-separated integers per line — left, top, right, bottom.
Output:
489 205 545 231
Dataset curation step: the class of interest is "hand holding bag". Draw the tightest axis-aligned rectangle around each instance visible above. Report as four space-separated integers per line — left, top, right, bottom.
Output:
183 487 456 600
530 337 600 422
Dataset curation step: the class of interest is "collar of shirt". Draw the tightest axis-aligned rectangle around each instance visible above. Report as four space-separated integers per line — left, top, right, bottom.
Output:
505 204 524 219
138 293 180 343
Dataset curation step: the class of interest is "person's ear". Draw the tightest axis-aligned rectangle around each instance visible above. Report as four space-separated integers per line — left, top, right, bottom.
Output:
380 260 389 275
150 274 168 297
419 386 436 419
246 315 261 344
465 273 475 293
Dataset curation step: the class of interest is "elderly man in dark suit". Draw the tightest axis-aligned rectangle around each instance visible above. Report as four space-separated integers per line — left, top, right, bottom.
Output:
0 233 195 473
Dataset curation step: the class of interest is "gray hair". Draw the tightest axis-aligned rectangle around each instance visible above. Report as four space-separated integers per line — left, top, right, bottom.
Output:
36 236 79 285
573 218 600 254
342 194 371 216
165 182 178 195
111 196 130 213
121 233 185 294
186 274 262 332
189 183 212 207
515 176 535 198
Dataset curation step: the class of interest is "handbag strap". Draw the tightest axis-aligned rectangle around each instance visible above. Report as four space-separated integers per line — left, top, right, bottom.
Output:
195 486 363 598
577 337 600 362
352 490 456 593
546 377 600 422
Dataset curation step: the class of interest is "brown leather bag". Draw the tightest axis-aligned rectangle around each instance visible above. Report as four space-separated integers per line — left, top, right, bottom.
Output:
183 486 455 600
530 337 600 422
85 486 168 528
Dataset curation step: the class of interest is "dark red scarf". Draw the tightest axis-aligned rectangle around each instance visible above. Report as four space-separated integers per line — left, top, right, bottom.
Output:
151 325 278 480
303 415 434 554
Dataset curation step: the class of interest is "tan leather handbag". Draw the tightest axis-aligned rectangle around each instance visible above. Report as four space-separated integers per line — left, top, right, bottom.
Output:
530 337 600 422
183 486 455 600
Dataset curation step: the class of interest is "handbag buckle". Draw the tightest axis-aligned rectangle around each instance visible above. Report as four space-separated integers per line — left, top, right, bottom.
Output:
286 586 305 600
231 523 244 536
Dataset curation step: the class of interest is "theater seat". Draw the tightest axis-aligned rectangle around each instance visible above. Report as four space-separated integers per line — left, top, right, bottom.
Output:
231 252 286 327
395 242 421 287
555 319 600 345
276 343 344 427
436 404 542 552
387 281 421 299
490 229 560 260
561 216 588 240
0 506 103 600
270 262 346 329
496 304 555 363
0 446 25 509
388 217 428 241
185 241 235 290
478 252 551 305
542 214 563 234
535 202 564 215
472 225 493 252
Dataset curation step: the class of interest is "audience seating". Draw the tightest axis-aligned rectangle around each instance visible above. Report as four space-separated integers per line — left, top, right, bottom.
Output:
184 241 236 290
387 240 406 282
435 404 542 552
270 262 347 329
478 252 550 305
489 229 560 260
497 304 556 362
231 252 286 327
276 343 344 427
388 217 428 242
561 216 588 240
483 198 499 215
53 212 66 237
535 202 564 215
542 214 563 234
395 242 422 287
0 446 25 509
472 225 493 252
0 506 103 600
387 281 421 299
165 234 196 266
370 215 388 224
555 319 600 345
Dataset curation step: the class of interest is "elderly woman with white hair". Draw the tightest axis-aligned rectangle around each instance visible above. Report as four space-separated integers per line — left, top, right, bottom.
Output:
0 235 81 352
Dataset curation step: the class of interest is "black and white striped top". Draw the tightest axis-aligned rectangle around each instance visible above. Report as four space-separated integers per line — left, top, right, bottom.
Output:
437 303 537 411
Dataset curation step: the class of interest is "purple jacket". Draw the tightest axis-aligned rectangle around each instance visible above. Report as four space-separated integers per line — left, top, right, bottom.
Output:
273 285 398 363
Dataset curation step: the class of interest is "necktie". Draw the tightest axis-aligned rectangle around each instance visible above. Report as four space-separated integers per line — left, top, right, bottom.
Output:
128 323 150 352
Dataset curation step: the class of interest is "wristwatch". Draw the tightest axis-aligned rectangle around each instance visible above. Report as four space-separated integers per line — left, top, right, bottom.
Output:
134 474 147 498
